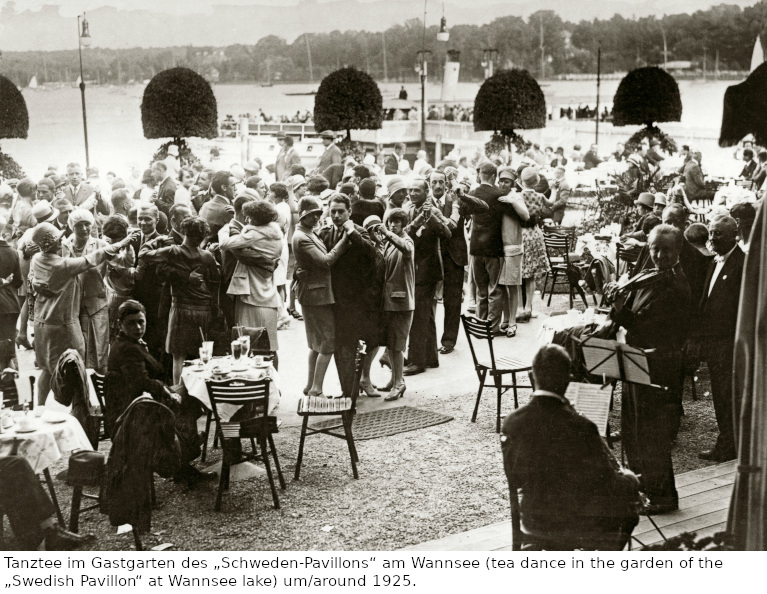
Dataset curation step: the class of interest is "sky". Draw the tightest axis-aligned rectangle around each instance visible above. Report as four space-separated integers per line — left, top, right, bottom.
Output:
3 0 762 17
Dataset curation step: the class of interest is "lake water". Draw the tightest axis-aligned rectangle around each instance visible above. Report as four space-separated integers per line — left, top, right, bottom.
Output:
1 79 741 180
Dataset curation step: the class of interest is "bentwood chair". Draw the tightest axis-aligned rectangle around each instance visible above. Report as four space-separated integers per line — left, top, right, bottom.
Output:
543 231 591 309
88 371 109 444
461 315 532 433
294 342 364 480
205 377 285 511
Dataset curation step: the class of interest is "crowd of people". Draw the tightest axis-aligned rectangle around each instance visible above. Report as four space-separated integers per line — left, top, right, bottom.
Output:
0 121 759 550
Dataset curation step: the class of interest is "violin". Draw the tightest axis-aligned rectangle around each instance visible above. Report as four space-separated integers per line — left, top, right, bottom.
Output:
614 266 675 298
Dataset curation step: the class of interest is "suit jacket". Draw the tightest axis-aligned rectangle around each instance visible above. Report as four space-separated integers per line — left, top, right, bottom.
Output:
64 183 95 209
291 225 346 306
275 147 302 181
384 153 400 175
318 223 377 310
683 160 707 201
199 194 235 239
405 202 451 286
550 180 571 225
156 177 178 218
0 240 22 315
468 183 523 258
440 190 489 268
740 159 757 180
316 143 342 172
501 395 640 534
699 246 745 342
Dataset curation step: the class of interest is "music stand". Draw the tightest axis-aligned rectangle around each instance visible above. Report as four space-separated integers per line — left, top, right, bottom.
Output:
578 337 661 389
577 335 669 546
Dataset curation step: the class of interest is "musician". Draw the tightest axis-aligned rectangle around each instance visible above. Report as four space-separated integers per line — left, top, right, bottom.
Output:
606 224 691 515
501 345 641 550
698 215 744 462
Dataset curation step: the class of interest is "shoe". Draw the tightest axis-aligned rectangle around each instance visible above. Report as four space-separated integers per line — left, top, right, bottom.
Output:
379 353 391 369
44 525 95 551
439 345 454 354
640 500 679 515
609 431 622 442
277 317 291 330
698 449 736 462
467 301 476 313
15 335 33 350
492 329 505 337
506 324 517 338
500 322 509 332
403 364 425 376
384 383 406 401
516 311 532 323
359 381 381 397
288 308 303 321
375 380 393 392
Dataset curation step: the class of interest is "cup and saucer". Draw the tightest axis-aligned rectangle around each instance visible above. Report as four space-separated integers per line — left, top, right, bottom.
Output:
252 355 270 370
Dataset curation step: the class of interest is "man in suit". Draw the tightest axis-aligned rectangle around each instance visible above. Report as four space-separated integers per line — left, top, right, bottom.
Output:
683 151 713 204
319 194 377 396
151 161 177 218
432 169 488 354
274 134 302 181
583 143 603 170
63 162 109 225
199 171 236 240
608 224 691 514
739 148 757 180
549 166 570 224
698 215 745 462
384 143 406 175
315 130 342 173
501 345 641 550
403 179 451 375
468 162 526 334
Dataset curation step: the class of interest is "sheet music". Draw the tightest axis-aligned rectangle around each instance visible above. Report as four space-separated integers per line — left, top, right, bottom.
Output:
564 382 612 437
621 347 652 385
580 337 622 379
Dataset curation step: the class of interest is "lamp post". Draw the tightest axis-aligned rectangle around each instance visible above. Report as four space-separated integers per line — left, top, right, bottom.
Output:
77 13 92 169
417 49 432 152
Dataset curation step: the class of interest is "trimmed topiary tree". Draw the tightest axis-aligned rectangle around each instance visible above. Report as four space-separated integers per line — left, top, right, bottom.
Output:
313 67 383 141
473 69 546 155
720 62 767 147
613 67 682 154
0 75 28 179
141 67 217 160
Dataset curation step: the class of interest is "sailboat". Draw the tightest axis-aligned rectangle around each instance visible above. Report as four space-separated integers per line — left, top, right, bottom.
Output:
28 75 38 89
751 35 764 72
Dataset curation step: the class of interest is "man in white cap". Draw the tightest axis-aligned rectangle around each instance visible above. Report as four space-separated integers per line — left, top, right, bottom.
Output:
315 130 342 172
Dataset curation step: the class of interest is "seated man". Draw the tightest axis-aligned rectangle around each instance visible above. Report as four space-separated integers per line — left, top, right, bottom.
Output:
0 456 93 550
500 344 641 550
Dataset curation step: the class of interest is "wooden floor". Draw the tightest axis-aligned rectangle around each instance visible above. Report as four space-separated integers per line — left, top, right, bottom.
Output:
402 460 736 551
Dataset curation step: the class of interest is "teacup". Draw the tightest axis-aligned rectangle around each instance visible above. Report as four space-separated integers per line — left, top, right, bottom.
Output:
17 416 36 432
254 355 265 366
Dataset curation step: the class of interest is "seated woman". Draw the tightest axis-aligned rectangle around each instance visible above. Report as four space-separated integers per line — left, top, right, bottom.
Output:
105 300 213 487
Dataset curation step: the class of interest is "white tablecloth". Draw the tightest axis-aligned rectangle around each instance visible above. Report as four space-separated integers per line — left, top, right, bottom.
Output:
180 357 281 420
0 411 93 473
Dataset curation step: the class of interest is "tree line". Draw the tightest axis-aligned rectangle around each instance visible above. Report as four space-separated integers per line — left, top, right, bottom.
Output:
2 2 767 87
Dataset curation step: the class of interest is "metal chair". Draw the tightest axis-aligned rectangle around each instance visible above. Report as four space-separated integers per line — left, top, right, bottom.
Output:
88 371 109 444
294 342 364 481
461 315 532 433
542 231 590 309
205 377 285 511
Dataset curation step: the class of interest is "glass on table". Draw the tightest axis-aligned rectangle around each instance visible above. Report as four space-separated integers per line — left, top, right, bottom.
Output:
238 335 250 358
231 341 242 362
199 347 211 366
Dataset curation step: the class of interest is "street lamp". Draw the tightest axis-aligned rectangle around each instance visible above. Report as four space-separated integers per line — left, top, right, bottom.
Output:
416 49 432 152
77 13 91 168
482 48 498 79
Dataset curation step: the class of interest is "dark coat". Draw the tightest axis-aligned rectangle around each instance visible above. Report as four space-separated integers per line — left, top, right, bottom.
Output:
468 183 524 258
501 396 640 535
699 246 745 342
440 190 489 268
611 262 691 389
0 239 22 315
51 348 99 448
101 396 180 532
633 239 711 308
318 223 377 310
156 177 178 217
350 198 386 228
404 202 451 286
105 332 167 435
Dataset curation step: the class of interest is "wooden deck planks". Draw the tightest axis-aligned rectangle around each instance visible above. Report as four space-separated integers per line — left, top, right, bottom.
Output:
402 461 737 551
